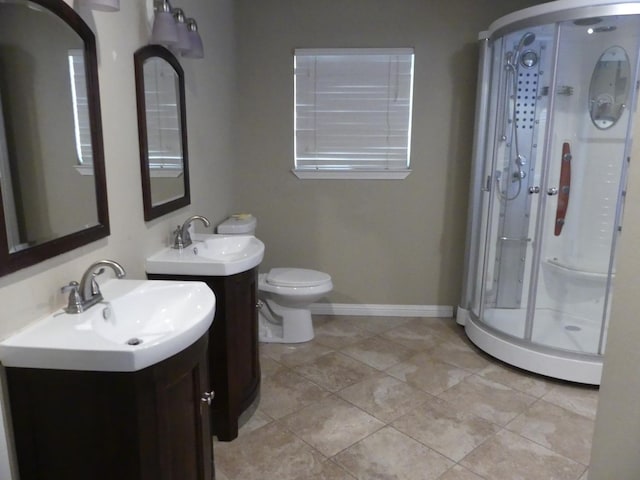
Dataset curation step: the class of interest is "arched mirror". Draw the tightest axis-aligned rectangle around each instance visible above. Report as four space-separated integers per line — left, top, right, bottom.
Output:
134 45 190 221
589 45 630 130
0 0 109 276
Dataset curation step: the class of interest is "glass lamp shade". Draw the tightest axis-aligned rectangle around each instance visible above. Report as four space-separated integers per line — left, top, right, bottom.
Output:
151 11 179 45
82 0 120 11
173 9 191 54
183 19 204 58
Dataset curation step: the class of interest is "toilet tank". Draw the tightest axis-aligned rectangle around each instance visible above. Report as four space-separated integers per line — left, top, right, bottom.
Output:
217 214 257 235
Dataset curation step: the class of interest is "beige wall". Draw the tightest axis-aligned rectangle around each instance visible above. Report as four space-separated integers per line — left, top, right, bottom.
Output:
233 0 543 307
0 0 237 477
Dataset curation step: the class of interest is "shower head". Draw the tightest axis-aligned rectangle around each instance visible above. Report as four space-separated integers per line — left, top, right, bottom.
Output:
517 32 536 50
512 32 536 68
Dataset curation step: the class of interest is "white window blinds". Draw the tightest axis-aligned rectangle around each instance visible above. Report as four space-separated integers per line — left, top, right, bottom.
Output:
68 49 93 167
294 48 414 179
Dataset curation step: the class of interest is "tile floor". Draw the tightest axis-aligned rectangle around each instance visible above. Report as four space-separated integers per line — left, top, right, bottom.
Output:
214 315 598 480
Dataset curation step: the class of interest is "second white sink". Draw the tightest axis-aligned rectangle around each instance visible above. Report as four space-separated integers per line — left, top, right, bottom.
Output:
146 234 265 276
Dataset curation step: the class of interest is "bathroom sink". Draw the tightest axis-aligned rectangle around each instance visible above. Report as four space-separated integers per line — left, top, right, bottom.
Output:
145 234 265 276
0 279 215 372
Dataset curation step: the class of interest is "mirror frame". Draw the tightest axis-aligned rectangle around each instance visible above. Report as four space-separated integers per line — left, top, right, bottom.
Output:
134 45 190 221
0 0 109 276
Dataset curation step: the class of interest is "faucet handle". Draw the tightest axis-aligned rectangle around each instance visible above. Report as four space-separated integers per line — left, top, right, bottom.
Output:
61 281 83 314
172 225 185 249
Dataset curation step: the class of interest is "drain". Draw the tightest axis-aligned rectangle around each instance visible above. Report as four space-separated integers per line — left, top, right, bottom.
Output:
126 337 143 345
565 325 581 332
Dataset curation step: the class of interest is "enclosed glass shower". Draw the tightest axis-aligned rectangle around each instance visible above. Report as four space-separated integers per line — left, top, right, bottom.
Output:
458 0 640 384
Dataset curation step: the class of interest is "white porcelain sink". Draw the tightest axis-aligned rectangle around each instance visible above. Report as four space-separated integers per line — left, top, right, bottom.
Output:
145 234 265 276
0 279 215 372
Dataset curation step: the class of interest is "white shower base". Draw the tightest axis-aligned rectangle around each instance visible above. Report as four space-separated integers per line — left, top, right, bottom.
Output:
459 307 602 384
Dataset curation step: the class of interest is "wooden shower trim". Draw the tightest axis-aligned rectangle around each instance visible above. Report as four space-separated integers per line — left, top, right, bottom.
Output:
555 142 571 236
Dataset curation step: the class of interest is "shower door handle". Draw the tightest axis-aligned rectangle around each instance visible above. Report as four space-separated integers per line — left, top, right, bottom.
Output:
529 186 540 194
553 142 572 236
547 187 558 195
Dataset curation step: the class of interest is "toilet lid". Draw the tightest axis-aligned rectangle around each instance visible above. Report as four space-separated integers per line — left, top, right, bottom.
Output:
266 268 331 287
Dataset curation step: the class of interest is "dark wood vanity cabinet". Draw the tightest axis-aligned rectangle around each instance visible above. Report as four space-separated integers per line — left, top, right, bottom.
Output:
148 267 261 441
6 334 214 480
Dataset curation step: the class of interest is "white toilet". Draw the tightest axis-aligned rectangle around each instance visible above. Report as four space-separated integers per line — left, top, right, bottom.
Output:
217 215 333 343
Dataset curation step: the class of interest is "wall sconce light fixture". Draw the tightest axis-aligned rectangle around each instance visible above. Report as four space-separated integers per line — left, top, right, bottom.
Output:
183 19 204 59
150 0 204 58
151 0 179 45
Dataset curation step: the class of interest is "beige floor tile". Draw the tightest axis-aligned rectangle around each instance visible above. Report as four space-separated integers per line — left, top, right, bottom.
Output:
438 465 485 480
542 383 599 420
506 399 595 465
260 342 334 367
403 317 465 340
478 362 555 398
339 335 414 370
386 351 472 395
333 426 454 480
293 351 378 392
214 468 230 480
259 368 331 419
337 373 430 423
237 409 273 437
392 396 500 462
380 321 446 351
313 317 374 349
338 315 415 334
437 375 537 426
305 460 357 479
259 354 286 376
461 430 586 480
215 422 327 480
279 396 384 457
428 337 491 373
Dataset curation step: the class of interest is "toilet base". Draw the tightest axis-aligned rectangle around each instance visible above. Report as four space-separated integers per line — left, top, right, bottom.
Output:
258 299 314 343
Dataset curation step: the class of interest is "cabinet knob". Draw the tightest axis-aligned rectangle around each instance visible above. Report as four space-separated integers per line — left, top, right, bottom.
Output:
201 390 215 406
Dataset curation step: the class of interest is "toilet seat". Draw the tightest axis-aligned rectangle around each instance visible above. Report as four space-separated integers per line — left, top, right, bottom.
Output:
265 268 331 288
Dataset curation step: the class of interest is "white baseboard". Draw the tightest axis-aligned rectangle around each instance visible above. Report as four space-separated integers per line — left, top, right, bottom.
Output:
310 303 454 318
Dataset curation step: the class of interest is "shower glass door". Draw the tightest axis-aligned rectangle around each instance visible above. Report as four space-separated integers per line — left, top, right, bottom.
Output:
530 15 640 356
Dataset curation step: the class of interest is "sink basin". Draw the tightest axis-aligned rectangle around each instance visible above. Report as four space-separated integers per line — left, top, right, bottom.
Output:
145 234 265 276
0 279 215 372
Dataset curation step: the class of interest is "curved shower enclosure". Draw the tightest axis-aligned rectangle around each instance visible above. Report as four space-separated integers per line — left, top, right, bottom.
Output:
458 0 640 384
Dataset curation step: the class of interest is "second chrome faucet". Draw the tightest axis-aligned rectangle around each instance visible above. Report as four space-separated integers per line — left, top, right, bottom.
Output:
172 215 211 249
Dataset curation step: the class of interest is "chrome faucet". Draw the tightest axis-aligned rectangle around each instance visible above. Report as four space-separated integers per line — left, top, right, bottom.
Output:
61 260 126 314
172 215 211 249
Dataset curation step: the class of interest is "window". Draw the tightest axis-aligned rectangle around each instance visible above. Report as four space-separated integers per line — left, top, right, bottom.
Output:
293 48 414 179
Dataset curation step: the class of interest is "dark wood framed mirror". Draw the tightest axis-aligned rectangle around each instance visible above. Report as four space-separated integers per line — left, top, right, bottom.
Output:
134 45 190 221
0 0 109 276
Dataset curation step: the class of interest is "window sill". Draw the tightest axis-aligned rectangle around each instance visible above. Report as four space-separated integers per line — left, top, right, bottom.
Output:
291 169 411 180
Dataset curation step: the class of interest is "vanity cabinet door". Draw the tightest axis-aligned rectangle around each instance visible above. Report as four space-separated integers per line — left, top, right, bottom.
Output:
210 268 260 440
6 334 214 480
150 337 213 480
147 267 261 441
